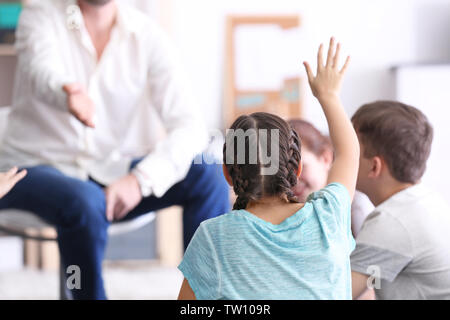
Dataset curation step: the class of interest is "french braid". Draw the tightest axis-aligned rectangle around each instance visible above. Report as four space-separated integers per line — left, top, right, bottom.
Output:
223 113 302 210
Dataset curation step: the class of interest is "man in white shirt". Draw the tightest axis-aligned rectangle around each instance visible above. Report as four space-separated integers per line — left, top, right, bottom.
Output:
0 0 230 299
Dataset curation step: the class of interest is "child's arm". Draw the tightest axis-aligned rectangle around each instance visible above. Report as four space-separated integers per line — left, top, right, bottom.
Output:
0 167 27 199
178 278 197 300
303 37 360 200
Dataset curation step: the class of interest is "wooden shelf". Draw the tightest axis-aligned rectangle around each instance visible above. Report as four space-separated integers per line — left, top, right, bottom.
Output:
0 45 16 56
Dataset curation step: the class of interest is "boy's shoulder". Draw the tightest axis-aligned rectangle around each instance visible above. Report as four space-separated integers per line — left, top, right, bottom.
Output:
359 184 450 242
376 184 443 217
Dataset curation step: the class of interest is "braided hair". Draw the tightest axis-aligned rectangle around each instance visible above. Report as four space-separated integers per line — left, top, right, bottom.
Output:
223 112 302 210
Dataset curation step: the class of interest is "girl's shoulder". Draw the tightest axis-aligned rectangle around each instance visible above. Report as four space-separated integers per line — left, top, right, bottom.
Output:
202 210 248 226
200 210 255 234
306 182 351 207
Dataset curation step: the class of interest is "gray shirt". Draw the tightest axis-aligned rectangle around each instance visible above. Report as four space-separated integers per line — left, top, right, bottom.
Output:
350 184 450 300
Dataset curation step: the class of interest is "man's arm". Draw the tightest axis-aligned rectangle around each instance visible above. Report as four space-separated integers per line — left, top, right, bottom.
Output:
303 38 360 200
15 2 73 111
16 3 95 127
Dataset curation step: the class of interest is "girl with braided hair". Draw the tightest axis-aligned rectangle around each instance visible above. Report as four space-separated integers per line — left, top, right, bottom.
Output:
178 38 360 300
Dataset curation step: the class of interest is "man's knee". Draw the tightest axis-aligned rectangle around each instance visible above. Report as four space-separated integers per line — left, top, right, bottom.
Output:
186 162 229 201
61 182 108 230
188 161 226 184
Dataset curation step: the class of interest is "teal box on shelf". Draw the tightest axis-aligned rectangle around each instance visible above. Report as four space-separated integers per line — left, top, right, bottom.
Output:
0 2 22 44
0 2 22 29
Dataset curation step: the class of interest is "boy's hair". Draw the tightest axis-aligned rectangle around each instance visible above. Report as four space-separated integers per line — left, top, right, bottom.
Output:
288 119 332 157
351 101 433 184
223 112 301 210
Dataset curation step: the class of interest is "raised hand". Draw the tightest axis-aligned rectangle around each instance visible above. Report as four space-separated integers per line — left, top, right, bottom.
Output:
63 83 96 128
303 37 350 100
302 37 359 200
0 167 27 199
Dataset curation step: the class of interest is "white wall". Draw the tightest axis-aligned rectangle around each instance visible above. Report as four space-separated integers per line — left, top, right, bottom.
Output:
396 65 450 199
160 0 450 132
3 0 449 132
0 56 16 107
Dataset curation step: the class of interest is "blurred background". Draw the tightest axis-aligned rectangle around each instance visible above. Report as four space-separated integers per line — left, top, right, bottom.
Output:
0 0 449 299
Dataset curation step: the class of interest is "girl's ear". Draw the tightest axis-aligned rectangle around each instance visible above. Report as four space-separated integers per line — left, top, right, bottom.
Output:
297 161 303 178
368 156 383 179
321 149 334 170
222 164 233 187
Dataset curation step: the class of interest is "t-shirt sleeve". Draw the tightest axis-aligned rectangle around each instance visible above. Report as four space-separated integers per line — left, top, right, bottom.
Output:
178 222 220 300
350 211 413 282
306 183 355 252
351 191 374 237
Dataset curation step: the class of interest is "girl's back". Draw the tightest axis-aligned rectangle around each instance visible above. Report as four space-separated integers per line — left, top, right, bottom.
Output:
179 183 355 300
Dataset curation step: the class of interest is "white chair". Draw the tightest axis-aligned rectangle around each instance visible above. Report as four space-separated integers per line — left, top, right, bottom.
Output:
0 106 156 299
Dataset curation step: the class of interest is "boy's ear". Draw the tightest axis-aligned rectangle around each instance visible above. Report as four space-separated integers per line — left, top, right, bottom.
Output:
297 161 303 178
222 164 233 187
368 156 383 179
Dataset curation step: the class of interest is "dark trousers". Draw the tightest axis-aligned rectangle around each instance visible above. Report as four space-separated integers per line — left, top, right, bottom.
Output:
0 159 230 300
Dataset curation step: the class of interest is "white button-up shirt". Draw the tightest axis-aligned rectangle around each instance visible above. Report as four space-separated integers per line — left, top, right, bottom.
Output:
0 0 209 197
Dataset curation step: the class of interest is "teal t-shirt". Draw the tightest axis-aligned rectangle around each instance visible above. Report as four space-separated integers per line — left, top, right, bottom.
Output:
178 183 356 300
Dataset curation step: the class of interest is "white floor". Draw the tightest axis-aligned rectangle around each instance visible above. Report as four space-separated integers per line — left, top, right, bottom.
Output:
0 261 184 300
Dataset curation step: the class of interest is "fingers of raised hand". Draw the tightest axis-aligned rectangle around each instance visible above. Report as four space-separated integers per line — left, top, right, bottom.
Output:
317 43 324 71
323 37 350 74
303 61 314 84
340 56 351 75
333 42 341 69
326 37 336 68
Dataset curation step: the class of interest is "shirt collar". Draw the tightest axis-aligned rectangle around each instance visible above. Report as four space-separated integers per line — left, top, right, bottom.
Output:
115 2 141 36
375 183 430 212
65 0 140 36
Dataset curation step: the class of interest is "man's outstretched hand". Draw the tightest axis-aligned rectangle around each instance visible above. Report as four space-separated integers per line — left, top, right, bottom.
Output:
104 174 143 222
0 167 27 199
63 83 96 128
